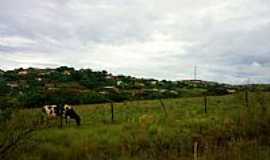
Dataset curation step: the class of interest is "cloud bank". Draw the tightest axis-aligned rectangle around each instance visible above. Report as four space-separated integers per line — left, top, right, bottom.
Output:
1 0 270 84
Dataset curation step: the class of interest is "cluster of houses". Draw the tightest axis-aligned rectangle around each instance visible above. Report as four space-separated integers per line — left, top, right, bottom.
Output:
100 75 180 96
3 68 238 98
7 68 71 85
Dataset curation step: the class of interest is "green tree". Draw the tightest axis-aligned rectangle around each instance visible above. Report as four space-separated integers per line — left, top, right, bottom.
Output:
0 77 10 96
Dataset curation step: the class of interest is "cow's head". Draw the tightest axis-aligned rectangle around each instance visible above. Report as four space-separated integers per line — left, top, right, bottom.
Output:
64 104 72 111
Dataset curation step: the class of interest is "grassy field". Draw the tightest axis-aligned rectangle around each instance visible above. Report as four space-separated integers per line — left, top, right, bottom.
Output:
2 92 270 160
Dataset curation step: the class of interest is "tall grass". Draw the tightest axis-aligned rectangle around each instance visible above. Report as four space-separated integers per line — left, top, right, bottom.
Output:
1 92 270 160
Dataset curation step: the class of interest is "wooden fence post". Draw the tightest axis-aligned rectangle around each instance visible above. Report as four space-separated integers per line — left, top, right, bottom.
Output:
110 102 114 122
193 141 198 160
245 89 249 108
159 98 168 116
204 95 207 113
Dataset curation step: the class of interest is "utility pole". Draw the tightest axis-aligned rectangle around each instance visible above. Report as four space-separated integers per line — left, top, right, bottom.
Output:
194 65 197 80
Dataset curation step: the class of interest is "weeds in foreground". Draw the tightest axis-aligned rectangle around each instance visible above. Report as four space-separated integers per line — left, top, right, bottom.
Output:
1 92 270 160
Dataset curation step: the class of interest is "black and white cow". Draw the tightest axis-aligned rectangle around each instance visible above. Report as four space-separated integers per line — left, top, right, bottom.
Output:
42 104 81 126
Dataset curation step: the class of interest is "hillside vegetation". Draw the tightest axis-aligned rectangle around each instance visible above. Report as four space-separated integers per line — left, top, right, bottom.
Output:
0 66 252 108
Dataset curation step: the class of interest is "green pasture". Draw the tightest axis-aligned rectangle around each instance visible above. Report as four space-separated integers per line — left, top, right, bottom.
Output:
2 92 270 160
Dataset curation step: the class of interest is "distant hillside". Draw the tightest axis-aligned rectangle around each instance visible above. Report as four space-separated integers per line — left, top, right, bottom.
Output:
0 66 269 108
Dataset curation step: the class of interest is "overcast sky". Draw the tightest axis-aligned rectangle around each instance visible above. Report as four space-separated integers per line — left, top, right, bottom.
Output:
0 0 270 84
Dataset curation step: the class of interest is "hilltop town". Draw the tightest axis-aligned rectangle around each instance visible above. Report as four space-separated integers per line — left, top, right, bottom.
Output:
0 66 269 108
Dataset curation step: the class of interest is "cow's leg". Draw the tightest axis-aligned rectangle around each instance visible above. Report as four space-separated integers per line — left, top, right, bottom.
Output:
46 117 49 127
65 117 69 127
64 113 68 127
65 117 68 127
60 115 63 128
58 115 63 128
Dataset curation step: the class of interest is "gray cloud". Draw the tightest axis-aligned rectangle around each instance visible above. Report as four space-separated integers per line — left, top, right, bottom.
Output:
0 0 270 84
